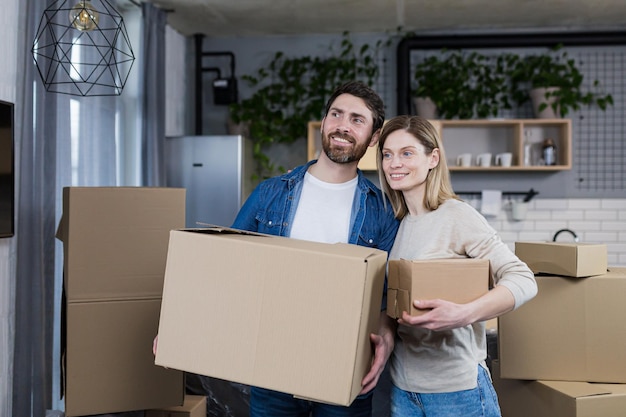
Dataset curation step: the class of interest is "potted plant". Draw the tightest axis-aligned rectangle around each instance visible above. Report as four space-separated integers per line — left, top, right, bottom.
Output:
229 32 390 180
508 45 614 118
412 50 513 119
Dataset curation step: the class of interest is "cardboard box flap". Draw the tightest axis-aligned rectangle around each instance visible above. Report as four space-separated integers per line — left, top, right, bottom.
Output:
542 381 612 398
184 226 385 261
183 225 266 237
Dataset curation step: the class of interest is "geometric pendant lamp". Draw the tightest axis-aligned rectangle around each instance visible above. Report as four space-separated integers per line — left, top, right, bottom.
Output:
32 0 135 96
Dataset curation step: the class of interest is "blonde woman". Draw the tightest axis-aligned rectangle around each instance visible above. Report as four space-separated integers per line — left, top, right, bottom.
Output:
367 115 537 417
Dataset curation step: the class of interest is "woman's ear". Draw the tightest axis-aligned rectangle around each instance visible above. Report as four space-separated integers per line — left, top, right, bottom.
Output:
430 148 441 168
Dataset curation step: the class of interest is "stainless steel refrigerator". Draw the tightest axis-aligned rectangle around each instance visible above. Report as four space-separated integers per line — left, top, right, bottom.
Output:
165 135 255 228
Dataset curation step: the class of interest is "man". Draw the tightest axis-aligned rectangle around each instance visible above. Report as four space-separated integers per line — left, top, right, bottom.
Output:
232 80 399 417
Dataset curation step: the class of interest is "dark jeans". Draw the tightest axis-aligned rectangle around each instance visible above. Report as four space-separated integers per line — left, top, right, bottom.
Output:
249 387 373 417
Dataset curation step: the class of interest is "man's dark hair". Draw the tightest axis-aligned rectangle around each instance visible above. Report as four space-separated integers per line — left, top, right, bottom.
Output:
324 81 385 134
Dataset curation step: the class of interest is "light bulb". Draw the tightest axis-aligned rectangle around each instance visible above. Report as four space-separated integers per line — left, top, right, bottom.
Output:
69 1 99 31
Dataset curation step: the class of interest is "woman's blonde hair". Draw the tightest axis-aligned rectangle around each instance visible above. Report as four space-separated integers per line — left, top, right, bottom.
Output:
377 115 459 219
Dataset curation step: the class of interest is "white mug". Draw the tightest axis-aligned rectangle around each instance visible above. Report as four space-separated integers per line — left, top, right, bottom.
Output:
475 153 492 167
456 153 472 167
511 201 528 221
496 152 513 167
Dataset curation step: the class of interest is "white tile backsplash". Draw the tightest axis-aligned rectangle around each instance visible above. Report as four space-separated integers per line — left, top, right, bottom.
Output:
491 198 626 266
602 199 626 209
567 199 602 209
567 220 602 231
534 199 569 210
585 210 618 220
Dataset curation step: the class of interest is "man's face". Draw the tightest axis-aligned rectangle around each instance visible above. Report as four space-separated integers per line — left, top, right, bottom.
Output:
320 94 375 164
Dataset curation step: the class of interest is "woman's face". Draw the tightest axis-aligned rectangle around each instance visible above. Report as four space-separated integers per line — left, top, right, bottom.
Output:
381 129 439 193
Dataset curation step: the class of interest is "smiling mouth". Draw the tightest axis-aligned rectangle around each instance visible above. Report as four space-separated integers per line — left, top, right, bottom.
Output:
389 173 407 179
330 133 354 146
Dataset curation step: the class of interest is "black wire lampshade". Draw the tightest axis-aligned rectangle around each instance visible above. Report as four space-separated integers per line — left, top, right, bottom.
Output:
32 0 136 97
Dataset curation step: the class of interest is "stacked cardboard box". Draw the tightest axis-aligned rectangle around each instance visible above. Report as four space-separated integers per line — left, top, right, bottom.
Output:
495 242 625 416
146 394 207 417
492 360 626 417
57 187 186 417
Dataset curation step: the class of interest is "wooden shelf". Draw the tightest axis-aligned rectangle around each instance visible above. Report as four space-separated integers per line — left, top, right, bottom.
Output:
307 119 572 172
431 119 572 171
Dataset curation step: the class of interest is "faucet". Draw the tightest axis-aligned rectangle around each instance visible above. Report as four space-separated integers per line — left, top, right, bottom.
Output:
552 228 579 242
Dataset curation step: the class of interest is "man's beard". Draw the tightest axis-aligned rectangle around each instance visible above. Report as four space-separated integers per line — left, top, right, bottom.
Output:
321 131 369 164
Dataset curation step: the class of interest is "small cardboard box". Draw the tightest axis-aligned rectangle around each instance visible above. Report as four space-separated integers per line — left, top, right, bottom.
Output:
155 227 388 407
146 395 207 417
58 187 186 416
386 258 490 318
515 241 607 277
498 268 626 383
492 360 626 417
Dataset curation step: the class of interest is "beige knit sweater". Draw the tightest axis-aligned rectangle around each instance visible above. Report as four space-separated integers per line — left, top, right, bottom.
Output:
388 198 537 393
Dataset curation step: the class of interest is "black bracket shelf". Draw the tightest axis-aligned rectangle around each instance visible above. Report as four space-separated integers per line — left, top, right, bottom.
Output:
457 188 539 202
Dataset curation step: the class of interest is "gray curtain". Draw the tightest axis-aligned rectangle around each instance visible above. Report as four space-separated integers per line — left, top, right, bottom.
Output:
11 0 159 415
12 0 58 414
141 3 167 186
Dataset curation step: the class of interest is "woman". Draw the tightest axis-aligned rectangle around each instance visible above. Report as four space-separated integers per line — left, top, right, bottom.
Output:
376 115 537 417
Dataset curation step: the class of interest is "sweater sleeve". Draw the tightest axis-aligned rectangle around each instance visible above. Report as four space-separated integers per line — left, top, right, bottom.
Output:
456 203 538 310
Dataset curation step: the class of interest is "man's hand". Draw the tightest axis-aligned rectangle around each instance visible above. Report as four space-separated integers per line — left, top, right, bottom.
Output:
360 313 395 394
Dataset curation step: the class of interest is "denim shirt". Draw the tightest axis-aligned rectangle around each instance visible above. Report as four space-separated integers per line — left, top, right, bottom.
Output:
232 160 399 254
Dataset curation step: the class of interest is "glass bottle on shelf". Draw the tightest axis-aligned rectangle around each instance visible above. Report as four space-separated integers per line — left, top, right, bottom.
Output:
542 138 556 166
523 129 533 166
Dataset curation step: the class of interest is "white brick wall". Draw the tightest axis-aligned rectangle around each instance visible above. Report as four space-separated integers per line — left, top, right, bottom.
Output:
468 197 626 266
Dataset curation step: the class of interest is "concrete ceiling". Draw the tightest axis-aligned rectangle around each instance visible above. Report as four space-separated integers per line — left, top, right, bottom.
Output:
141 0 626 37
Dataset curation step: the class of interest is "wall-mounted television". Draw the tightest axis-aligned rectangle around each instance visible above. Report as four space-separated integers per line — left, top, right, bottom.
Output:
0 100 14 238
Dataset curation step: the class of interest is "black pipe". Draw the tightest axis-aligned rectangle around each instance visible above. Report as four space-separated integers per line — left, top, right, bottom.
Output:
396 31 626 115
194 33 203 135
202 51 236 78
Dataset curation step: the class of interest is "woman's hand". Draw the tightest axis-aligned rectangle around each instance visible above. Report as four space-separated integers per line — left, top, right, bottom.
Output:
398 299 472 331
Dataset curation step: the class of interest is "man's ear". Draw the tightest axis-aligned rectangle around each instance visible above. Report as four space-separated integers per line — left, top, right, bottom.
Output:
369 129 381 147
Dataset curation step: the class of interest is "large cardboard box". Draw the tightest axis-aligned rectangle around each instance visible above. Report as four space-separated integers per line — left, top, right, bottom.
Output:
492 360 626 417
155 227 388 406
515 241 607 277
146 395 207 417
498 267 626 383
58 187 186 416
386 258 490 318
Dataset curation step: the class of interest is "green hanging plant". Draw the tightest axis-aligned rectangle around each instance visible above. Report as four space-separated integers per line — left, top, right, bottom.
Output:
508 45 614 117
412 50 515 119
229 31 390 180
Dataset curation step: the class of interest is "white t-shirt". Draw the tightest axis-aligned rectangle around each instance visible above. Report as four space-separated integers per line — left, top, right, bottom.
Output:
289 172 357 244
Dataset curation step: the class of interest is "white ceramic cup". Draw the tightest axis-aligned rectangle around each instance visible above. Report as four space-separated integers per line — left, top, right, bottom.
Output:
511 201 528 221
496 152 513 167
475 153 492 167
456 153 472 167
